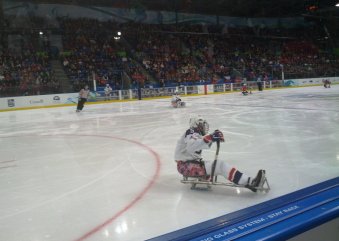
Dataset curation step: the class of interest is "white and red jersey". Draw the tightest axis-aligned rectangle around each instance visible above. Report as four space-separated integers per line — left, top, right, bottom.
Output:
174 128 252 186
174 128 211 162
171 95 182 107
171 95 181 103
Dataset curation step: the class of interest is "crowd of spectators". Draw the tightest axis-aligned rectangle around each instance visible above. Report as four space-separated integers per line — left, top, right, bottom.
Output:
0 51 58 97
123 21 338 87
0 41 59 97
0 15 60 97
58 18 127 91
1 16 338 97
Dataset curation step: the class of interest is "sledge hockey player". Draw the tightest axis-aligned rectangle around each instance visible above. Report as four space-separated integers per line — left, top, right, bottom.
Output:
323 79 331 88
171 91 185 108
241 83 251 95
175 116 266 192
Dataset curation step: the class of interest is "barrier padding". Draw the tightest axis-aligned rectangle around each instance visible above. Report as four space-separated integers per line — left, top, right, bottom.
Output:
147 177 339 241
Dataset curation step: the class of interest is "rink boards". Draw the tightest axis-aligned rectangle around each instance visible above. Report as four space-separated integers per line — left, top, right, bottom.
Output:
148 177 339 241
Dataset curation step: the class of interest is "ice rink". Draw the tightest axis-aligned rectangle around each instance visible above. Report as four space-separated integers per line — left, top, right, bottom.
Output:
0 85 338 241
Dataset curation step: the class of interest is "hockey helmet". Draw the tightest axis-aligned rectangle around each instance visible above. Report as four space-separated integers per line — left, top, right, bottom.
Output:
189 115 209 135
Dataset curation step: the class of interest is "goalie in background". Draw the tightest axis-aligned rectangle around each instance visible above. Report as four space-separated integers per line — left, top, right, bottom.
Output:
104 84 112 101
174 116 265 192
171 91 185 108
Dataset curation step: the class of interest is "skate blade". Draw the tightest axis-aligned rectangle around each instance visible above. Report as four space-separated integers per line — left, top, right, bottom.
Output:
181 179 246 190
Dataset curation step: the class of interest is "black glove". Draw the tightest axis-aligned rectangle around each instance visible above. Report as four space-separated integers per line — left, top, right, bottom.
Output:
211 130 224 142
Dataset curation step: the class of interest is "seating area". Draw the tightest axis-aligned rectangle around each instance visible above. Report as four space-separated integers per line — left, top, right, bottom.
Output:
0 15 59 97
0 50 58 97
1 16 338 97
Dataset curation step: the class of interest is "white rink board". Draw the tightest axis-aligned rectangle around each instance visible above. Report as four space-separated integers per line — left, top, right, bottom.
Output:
283 77 339 86
1 76 338 110
0 93 78 110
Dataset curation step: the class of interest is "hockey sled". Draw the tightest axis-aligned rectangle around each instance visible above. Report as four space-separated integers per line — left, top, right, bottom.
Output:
181 173 270 192
180 141 270 193
172 101 186 108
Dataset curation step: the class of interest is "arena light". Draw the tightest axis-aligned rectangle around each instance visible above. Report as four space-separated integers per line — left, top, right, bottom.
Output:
336 3 339 7
117 31 121 36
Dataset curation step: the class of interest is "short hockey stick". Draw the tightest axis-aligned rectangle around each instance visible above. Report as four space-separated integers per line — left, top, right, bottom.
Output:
210 140 220 183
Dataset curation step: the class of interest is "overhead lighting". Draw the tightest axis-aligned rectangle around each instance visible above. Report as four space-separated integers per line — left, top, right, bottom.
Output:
336 3 339 7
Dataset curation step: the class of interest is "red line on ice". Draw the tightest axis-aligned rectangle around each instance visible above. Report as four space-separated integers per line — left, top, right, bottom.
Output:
69 134 162 241
0 134 161 240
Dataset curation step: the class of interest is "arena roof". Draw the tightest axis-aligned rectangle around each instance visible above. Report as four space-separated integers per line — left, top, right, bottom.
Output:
7 0 339 18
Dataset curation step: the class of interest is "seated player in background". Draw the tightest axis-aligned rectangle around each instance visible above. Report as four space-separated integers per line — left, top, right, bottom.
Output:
171 91 185 108
323 79 331 88
242 83 251 95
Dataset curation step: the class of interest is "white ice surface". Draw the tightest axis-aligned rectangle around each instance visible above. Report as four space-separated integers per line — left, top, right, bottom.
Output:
0 85 338 241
